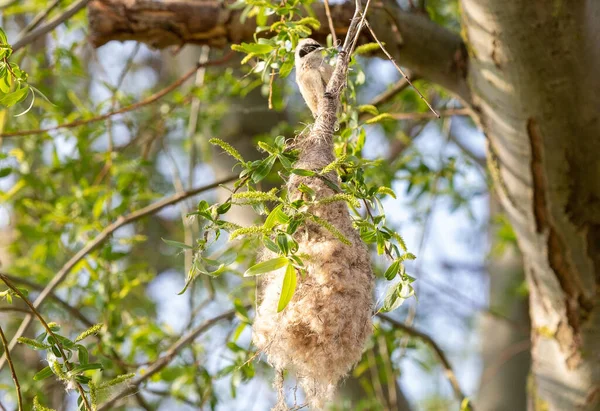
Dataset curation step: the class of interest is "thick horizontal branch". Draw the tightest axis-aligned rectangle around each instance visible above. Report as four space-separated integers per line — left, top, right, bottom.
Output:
87 0 470 101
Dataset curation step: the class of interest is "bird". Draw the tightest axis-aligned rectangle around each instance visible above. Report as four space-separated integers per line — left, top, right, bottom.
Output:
295 38 334 118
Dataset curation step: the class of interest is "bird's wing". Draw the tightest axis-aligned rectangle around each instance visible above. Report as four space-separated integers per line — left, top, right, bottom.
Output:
319 63 334 88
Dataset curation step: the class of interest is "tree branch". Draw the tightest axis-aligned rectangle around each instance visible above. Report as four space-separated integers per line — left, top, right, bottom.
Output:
0 52 234 138
12 0 92 52
87 0 470 101
0 326 22 411
0 274 92 411
377 314 471 407
97 308 239 410
1 273 94 327
0 175 237 371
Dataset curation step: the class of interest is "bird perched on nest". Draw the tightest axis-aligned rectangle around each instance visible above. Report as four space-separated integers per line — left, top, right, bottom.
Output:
295 38 334 118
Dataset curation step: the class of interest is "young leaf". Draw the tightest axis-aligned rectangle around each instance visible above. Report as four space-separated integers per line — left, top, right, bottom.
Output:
33 366 54 381
291 168 316 177
76 345 89 365
0 85 29 108
277 264 297 312
383 260 401 281
244 256 288 277
263 204 289 229
70 363 103 374
161 238 194 250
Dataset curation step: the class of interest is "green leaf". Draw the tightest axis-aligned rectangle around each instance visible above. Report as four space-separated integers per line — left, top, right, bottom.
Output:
251 157 275 183
0 28 8 44
291 168 316 177
33 366 54 381
76 345 89 365
383 260 401 280
382 283 405 312
217 201 232 214
244 256 288 277
263 204 289 229
162 238 194 250
0 85 29 108
70 363 103 374
0 167 11 178
277 264 297 312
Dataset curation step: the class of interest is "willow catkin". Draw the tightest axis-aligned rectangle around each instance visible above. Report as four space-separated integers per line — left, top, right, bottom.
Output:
253 121 375 408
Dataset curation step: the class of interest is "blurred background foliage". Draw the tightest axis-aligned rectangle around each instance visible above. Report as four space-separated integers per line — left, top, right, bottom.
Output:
0 0 528 410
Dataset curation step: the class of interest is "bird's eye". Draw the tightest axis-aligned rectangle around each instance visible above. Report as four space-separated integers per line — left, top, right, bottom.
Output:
299 44 319 58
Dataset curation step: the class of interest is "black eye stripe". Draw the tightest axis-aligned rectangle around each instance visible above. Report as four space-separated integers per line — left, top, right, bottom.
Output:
299 44 320 58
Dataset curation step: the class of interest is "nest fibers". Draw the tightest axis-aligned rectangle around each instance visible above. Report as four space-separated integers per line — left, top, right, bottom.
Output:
253 133 375 409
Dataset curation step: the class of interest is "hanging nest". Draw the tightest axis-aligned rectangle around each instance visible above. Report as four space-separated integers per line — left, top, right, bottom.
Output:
253 36 375 405
253 175 374 408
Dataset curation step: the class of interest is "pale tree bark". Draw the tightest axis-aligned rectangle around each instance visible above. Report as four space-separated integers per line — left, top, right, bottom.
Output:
461 1 600 410
85 0 600 409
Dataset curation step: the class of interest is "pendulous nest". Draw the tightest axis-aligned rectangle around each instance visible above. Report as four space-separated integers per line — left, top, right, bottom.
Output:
253 130 375 409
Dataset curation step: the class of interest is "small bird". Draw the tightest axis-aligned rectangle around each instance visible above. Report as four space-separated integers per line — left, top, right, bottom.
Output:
295 39 334 118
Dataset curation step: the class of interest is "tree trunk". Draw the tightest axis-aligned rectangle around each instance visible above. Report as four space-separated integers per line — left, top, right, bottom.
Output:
461 1 600 409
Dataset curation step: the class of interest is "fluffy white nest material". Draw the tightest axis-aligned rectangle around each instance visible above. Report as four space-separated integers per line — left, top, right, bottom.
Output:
253 169 375 409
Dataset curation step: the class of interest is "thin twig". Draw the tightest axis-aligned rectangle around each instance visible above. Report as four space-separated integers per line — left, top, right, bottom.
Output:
448 130 486 168
18 0 61 36
384 107 470 121
369 75 417 107
144 388 199 407
378 314 471 407
0 325 22 411
0 273 94 327
363 19 439 117
0 274 92 411
0 175 237 371
0 52 234 137
97 309 238 410
323 0 338 46
349 0 373 54
12 0 92 52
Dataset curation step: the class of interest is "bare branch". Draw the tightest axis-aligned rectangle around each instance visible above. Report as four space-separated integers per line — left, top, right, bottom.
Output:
12 0 92 52
18 0 61 36
0 274 92 411
0 52 234 138
97 309 239 410
1 273 94 327
386 108 471 121
378 314 471 407
0 326 22 411
0 175 237 371
363 19 438 117
323 0 338 46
